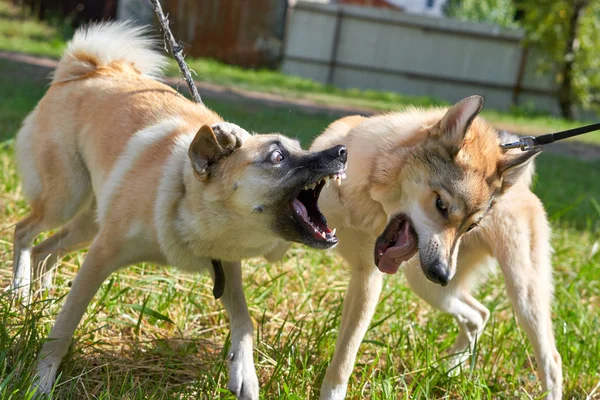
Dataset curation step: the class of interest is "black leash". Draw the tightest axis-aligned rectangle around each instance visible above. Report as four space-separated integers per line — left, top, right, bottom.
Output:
211 259 225 300
500 122 600 151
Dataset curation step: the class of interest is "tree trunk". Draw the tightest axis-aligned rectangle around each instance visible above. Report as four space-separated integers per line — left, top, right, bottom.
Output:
558 0 588 120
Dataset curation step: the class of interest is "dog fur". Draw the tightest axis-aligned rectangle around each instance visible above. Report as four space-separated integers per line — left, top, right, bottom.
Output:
11 22 346 399
311 97 562 399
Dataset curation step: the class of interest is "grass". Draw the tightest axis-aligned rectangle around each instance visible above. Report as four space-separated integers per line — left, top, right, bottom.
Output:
0 4 599 399
0 1 599 146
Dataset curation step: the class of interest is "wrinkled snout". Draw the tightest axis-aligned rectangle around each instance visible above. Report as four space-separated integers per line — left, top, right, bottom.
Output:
306 144 347 176
326 144 348 164
421 260 450 286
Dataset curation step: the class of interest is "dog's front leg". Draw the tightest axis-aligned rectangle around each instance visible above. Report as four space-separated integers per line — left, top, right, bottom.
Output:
219 261 259 400
320 263 383 400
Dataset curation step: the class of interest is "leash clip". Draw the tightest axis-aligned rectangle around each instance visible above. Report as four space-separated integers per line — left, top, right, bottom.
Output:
499 136 538 151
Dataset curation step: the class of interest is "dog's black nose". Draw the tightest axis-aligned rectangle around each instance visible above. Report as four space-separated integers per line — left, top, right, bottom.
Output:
331 145 347 163
424 261 450 286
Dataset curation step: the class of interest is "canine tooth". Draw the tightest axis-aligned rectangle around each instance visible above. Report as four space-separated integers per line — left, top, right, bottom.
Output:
331 228 336 236
320 231 327 239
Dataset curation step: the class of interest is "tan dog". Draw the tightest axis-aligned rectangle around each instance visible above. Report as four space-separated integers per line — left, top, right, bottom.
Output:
11 23 347 399
310 97 562 399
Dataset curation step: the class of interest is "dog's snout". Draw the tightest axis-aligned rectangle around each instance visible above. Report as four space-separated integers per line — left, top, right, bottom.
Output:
424 261 450 286
328 145 347 164
336 145 347 162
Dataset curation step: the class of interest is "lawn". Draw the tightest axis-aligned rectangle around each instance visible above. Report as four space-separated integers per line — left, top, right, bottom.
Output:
1 4 600 400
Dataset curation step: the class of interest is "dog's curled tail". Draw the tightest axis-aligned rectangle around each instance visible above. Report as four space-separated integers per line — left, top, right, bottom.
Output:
52 21 167 84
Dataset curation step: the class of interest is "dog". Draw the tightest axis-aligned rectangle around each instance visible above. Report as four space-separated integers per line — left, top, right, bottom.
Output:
11 22 347 399
309 96 562 399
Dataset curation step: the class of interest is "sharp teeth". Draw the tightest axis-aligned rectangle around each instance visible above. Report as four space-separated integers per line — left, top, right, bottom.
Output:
320 231 327 239
331 228 336 236
341 172 346 180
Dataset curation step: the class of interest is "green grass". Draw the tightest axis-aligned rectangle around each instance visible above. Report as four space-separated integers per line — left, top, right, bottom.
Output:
1 1 599 146
0 48 600 399
0 2 70 58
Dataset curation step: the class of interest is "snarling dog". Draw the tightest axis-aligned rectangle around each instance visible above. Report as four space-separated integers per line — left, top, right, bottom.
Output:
310 96 562 399
11 23 346 399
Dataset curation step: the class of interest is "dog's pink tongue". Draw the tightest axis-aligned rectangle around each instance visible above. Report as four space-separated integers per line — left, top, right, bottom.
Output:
293 199 308 220
377 223 417 274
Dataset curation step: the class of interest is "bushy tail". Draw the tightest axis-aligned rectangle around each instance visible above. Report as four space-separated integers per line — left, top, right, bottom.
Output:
52 21 167 84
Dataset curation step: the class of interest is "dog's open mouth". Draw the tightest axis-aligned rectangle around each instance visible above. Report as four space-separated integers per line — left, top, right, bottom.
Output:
374 214 418 274
292 172 345 244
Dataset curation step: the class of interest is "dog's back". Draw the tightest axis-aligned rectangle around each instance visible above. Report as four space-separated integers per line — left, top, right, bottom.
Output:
15 23 221 219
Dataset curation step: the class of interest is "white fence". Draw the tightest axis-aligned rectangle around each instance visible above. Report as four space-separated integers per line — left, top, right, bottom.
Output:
282 1 561 114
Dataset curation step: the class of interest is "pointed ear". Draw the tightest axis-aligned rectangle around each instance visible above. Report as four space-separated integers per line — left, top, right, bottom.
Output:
436 95 484 145
189 125 223 180
498 147 542 190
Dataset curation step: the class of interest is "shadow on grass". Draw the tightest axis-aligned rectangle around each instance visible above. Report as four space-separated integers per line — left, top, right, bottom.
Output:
54 337 226 398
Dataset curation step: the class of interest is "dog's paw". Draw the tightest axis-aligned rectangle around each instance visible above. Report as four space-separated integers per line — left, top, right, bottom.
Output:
210 122 250 153
319 380 348 400
33 358 59 396
446 351 470 377
227 348 259 400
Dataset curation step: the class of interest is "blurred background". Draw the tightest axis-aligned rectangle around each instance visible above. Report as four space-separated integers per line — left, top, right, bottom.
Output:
5 0 600 121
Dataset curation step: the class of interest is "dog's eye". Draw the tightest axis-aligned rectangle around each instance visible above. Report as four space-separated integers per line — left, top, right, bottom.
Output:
435 195 448 217
270 150 284 164
467 223 477 232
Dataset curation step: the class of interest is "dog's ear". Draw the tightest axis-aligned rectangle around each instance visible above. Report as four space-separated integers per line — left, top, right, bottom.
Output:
189 125 224 181
436 95 484 145
498 147 542 190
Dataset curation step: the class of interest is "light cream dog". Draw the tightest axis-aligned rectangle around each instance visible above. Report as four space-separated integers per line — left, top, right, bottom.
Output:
310 97 562 399
11 22 347 399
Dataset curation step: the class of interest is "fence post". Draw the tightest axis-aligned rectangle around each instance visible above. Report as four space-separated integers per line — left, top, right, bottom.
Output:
327 7 343 86
512 46 529 106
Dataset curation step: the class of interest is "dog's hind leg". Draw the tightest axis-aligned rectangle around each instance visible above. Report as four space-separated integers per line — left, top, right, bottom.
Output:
35 231 128 395
13 121 93 300
219 261 259 400
31 201 99 291
491 198 562 399
13 211 48 301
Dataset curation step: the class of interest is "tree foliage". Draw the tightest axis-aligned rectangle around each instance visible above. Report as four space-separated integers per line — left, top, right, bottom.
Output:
445 0 519 28
447 0 600 119
520 0 600 116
